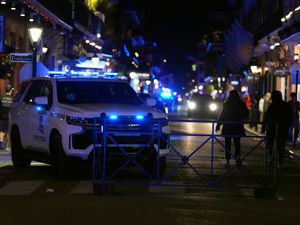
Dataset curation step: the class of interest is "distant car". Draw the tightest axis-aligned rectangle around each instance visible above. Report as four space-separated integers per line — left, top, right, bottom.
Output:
187 94 222 119
138 93 168 114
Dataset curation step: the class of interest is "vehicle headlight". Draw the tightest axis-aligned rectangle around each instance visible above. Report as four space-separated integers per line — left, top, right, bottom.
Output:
209 103 217 111
188 101 196 110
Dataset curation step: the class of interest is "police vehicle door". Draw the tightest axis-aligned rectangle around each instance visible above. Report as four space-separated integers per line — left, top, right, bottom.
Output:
23 80 52 151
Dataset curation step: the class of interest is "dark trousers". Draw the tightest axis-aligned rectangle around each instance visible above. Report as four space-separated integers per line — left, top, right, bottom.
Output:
288 120 299 144
225 137 241 160
266 136 286 165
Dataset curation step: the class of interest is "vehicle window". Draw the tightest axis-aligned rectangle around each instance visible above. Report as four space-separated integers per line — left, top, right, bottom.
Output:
23 80 49 105
42 81 53 108
13 80 31 103
191 94 212 102
57 81 143 105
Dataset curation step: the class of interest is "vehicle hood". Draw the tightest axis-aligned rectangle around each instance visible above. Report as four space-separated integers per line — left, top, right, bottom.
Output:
55 103 166 118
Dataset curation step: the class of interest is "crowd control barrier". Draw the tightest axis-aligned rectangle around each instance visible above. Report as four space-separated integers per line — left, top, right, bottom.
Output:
92 115 279 197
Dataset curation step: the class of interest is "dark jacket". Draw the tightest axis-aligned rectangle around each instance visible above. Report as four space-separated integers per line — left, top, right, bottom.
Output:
217 92 249 135
0 94 13 121
263 98 292 138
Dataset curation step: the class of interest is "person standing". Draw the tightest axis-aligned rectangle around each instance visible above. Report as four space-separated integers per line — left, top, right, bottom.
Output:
258 95 265 122
262 90 292 166
216 90 249 167
287 92 300 146
259 92 271 133
0 85 14 151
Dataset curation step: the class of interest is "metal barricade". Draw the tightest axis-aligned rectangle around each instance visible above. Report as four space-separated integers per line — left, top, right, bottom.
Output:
92 116 278 196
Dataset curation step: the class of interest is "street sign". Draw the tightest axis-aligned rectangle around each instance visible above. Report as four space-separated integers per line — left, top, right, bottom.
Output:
9 53 32 62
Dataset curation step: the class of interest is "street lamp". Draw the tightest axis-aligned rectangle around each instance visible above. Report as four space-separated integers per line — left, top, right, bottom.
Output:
28 25 43 78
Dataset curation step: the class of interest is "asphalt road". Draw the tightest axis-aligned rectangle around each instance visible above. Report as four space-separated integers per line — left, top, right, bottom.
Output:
0 117 299 225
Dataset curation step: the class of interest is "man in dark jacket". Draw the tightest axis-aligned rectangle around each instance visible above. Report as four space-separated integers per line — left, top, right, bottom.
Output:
262 90 292 166
216 90 249 167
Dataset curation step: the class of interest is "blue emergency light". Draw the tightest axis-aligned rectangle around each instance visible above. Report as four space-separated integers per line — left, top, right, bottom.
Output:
48 70 118 79
36 106 43 111
136 115 144 120
109 115 118 120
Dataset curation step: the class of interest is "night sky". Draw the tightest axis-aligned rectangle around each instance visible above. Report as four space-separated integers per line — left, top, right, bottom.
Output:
133 0 232 90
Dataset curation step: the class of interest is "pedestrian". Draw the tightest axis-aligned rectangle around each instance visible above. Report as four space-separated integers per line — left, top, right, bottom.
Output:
258 95 264 122
0 84 14 151
287 92 300 146
262 90 292 167
249 93 259 131
260 92 271 132
216 90 249 167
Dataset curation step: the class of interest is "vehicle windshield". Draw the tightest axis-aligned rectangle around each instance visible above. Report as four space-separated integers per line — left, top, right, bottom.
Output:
191 94 213 101
57 81 143 105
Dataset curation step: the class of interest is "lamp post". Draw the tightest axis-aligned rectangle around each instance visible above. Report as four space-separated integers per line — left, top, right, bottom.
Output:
28 25 43 78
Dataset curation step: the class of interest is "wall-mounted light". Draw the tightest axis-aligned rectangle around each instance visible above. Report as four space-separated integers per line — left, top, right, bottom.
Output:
20 7 25 17
10 3 16 10
1 1 6 5
60 28 65 35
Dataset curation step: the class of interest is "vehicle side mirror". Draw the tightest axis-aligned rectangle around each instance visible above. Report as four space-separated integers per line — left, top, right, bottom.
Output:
146 98 156 106
34 96 48 105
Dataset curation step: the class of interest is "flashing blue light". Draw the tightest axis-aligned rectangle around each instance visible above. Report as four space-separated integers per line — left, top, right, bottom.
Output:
36 106 42 111
160 92 172 99
123 44 130 57
136 115 144 120
109 115 118 120
243 70 248 77
206 42 212 52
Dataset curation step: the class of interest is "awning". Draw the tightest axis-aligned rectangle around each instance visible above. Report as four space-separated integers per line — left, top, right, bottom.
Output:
280 32 300 45
24 0 73 31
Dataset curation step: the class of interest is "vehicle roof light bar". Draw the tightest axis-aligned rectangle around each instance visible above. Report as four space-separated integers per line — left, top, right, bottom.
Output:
47 70 119 79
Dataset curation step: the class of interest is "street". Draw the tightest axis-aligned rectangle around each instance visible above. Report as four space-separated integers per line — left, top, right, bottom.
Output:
0 116 300 225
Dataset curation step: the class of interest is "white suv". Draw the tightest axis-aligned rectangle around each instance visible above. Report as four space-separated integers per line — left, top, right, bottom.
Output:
9 73 170 178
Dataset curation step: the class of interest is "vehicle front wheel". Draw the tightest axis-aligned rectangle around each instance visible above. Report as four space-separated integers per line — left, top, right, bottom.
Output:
11 128 31 167
143 153 166 179
52 134 73 179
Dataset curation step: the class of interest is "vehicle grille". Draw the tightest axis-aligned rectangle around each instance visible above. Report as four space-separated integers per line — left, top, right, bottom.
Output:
72 117 169 150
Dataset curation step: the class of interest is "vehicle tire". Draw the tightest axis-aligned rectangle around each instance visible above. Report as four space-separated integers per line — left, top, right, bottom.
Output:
143 149 166 179
11 128 31 168
52 134 73 179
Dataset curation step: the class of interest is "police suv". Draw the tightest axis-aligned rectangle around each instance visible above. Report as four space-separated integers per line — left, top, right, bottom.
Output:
9 72 170 178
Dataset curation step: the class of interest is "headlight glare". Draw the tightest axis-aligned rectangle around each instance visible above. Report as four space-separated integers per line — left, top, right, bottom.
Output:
188 101 196 110
209 103 217 111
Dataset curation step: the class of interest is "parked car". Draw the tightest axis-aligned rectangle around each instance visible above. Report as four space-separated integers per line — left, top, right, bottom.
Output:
9 72 170 179
187 93 223 119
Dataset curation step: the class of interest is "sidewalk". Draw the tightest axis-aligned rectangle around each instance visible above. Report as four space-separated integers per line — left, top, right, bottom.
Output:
244 124 299 159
